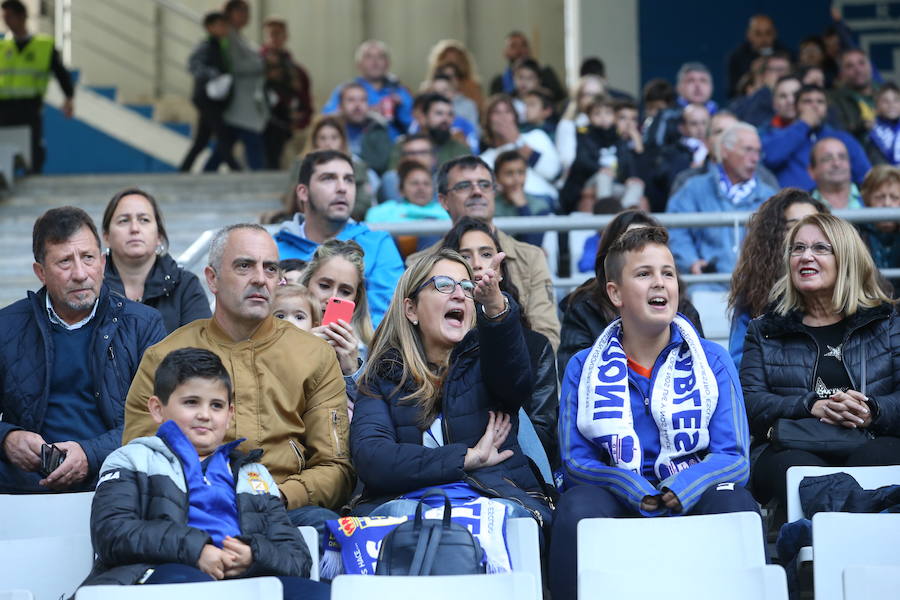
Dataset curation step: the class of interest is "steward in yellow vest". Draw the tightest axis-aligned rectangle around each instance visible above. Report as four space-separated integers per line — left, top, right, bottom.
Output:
0 33 53 99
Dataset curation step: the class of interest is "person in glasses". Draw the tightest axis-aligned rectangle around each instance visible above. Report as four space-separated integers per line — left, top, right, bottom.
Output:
349 248 553 530
407 155 561 350
741 213 900 519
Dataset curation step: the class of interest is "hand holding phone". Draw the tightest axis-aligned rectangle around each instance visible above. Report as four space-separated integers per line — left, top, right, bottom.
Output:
321 297 355 327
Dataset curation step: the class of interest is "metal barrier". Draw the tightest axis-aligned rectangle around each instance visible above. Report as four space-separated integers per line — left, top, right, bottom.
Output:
177 208 900 293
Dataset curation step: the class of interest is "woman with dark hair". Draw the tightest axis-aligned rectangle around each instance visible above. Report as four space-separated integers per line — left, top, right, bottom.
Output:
442 217 559 469
102 188 210 334
728 189 829 367
557 209 703 375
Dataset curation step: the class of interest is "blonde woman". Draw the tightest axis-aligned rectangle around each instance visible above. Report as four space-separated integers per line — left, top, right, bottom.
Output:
741 213 900 517
424 39 484 108
349 249 553 527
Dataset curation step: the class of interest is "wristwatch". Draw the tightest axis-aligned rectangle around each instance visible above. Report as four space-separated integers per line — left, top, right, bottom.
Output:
481 296 510 320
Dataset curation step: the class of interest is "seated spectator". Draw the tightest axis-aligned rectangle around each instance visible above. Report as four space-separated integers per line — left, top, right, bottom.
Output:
798 64 827 89
809 137 865 209
366 159 449 225
300 240 374 415
727 14 791 98
102 188 211 334
550 226 756 600
441 217 559 468
334 82 392 176
81 348 328 599
557 210 704 377
758 74 802 135
644 62 717 151
278 258 307 285
401 93 469 167
511 58 543 121
490 30 566 106
865 83 900 166
424 39 484 109
321 39 413 138
741 214 900 522
613 98 643 156
407 91 479 155
124 224 354 546
798 36 830 85
859 165 900 291
762 84 871 189
556 75 606 171
272 283 320 330
377 132 437 203
730 52 792 127
275 150 405 326
576 196 623 274
728 189 829 369
522 88 557 138
481 94 561 201
407 156 561 350
644 103 710 211
429 66 480 139
829 48 877 140
668 122 777 284
349 248 553 529
493 150 552 248
0 207 165 493
640 77 676 123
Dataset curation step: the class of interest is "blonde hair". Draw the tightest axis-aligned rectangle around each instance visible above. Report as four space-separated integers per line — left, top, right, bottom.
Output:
424 39 482 86
273 284 321 327
361 249 474 427
861 164 900 205
300 239 374 346
772 213 892 316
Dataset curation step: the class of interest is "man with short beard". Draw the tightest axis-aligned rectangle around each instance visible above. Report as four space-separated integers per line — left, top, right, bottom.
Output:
124 223 354 543
829 48 879 141
336 82 392 175
0 207 165 492
416 93 469 166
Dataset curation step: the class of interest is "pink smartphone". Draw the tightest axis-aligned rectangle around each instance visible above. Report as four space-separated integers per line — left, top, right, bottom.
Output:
321 297 355 327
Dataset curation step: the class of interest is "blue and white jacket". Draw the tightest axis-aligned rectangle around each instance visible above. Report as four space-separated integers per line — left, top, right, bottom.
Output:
558 322 751 516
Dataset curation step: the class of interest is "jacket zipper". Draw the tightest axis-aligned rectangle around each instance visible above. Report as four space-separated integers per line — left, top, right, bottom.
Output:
465 473 544 527
289 439 305 471
330 409 343 456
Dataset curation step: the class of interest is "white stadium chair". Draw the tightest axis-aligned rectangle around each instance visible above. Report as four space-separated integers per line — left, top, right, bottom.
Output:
0 492 94 540
298 526 319 581
331 572 537 600
842 564 900 600
579 565 788 600
0 534 93 600
75 577 283 599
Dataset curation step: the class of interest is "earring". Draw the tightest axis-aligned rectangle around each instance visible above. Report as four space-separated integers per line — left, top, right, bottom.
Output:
412 320 419 326
155 243 165 256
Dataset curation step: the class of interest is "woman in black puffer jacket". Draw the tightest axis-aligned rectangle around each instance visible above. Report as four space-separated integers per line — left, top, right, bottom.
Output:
741 214 900 514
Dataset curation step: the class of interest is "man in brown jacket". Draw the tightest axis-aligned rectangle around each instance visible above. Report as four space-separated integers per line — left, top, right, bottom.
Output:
123 224 353 542
407 155 561 349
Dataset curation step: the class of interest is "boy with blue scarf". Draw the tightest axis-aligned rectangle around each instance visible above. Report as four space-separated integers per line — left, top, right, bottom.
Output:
81 348 329 599
548 227 758 600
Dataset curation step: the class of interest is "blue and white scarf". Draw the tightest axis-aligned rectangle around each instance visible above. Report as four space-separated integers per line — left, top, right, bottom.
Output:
576 315 718 480
869 118 900 165
717 165 757 206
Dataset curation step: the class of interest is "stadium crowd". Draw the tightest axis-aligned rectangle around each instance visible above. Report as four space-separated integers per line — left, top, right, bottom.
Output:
1 0 899 598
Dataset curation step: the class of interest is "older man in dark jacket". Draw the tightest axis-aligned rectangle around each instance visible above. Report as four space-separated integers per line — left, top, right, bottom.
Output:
0 206 165 493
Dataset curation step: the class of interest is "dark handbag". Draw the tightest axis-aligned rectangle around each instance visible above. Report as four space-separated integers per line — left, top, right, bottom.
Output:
375 488 485 576
768 418 873 458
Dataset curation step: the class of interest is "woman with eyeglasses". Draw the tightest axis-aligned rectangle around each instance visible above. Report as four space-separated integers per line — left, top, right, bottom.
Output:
741 213 900 519
349 248 553 529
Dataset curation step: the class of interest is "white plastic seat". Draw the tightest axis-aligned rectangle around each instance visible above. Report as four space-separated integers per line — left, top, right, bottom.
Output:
0 492 94 540
689 290 730 348
332 572 537 600
506 517 542 600
579 565 788 600
297 526 319 581
75 577 283 599
813 512 900 600
843 564 900 600
0 534 93 600
577 511 765 576
0 591 33 600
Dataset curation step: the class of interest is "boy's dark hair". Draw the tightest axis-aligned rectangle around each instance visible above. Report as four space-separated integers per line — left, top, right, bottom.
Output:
795 84 826 107
613 99 639 113
203 10 226 27
580 57 606 78
495 149 526 173
33 206 101 264
604 226 670 284
435 155 494 195
875 82 900 101
513 57 541 76
642 78 676 106
397 159 430 187
1 0 26 17
524 87 554 110
420 92 452 115
586 95 615 115
279 258 307 272
154 347 232 405
298 149 353 186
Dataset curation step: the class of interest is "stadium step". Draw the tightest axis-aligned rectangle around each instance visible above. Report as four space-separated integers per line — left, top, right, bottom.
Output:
0 171 287 308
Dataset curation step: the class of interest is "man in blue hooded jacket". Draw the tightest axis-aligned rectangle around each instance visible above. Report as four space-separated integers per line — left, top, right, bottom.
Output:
275 150 404 326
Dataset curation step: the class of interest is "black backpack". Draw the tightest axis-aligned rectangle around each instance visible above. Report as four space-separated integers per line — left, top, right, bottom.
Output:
376 488 486 576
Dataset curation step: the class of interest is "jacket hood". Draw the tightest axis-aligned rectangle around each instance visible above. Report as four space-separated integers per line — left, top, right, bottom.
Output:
105 254 183 302
758 302 894 337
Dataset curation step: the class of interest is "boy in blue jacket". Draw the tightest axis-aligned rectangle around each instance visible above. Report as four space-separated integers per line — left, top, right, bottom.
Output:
548 227 757 600
81 348 328 599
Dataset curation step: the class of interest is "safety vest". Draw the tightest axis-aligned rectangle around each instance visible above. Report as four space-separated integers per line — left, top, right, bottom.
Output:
0 34 54 99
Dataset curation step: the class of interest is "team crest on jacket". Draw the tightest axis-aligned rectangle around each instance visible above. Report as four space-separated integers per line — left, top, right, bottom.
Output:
247 471 269 494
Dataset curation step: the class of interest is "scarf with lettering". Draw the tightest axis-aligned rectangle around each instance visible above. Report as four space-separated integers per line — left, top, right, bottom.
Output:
576 315 718 480
869 117 900 165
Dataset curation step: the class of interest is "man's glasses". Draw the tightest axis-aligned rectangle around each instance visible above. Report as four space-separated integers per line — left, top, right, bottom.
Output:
447 180 495 195
790 242 833 256
412 275 475 299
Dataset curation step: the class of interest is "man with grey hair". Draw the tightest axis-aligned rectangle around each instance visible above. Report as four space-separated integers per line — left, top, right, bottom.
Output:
123 223 353 541
644 62 717 152
667 123 777 287
321 39 413 138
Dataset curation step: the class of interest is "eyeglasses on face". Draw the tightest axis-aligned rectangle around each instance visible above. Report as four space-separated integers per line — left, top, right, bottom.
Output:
447 180 495 195
412 275 475 299
790 242 833 256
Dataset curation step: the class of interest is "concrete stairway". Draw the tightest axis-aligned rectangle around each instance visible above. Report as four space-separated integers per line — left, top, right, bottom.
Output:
0 171 288 308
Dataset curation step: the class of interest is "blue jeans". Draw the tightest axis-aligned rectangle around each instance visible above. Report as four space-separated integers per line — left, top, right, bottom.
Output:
286 504 340 555
367 497 534 519
143 563 329 600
